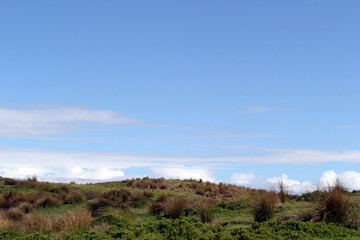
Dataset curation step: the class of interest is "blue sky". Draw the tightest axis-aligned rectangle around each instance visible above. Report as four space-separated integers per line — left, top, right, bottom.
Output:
1 1 360 193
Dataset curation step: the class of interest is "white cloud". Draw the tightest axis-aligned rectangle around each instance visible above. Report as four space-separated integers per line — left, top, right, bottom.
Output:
319 170 338 187
0 105 148 137
230 172 255 185
53 167 124 180
2 146 360 186
267 174 317 194
151 166 215 182
0 166 124 182
319 170 360 190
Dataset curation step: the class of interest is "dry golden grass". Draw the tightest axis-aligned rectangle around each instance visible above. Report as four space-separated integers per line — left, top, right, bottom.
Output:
0 217 14 231
53 210 91 232
0 207 91 233
21 213 51 233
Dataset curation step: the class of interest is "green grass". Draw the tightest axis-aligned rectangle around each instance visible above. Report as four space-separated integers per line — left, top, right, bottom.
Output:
34 203 88 217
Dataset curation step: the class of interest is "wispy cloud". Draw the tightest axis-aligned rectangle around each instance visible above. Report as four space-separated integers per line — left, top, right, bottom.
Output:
336 125 357 129
173 131 253 139
0 105 149 138
213 145 360 164
225 105 275 114
240 105 275 113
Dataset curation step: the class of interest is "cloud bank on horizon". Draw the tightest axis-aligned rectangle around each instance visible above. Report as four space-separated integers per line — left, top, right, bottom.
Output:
0 140 360 193
0 104 359 193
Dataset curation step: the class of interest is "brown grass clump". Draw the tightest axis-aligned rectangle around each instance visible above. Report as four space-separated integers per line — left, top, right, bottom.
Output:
21 213 50 233
164 198 187 219
0 190 25 209
317 180 350 224
131 192 144 202
63 190 86 204
0 218 13 231
195 200 215 223
0 196 10 209
53 210 91 232
5 208 25 221
252 190 279 222
35 194 61 208
20 210 92 233
18 202 33 214
0 211 16 231
278 180 289 203
149 195 168 216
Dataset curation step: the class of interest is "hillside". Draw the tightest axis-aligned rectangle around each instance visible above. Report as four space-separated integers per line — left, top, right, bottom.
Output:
0 177 360 239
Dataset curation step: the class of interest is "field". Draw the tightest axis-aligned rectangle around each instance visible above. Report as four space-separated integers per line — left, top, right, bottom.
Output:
0 176 360 239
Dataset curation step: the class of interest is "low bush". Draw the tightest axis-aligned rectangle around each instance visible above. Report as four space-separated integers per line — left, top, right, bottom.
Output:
297 190 323 202
3 178 17 186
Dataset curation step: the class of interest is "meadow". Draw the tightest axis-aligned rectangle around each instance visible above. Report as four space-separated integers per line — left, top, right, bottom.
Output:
0 176 359 239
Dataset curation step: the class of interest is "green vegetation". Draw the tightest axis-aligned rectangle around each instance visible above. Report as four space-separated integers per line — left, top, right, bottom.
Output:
0 176 359 239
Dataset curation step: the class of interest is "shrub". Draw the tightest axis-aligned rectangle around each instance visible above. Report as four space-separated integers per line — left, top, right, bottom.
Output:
346 202 360 230
297 190 323 202
4 178 17 185
252 191 278 222
92 214 131 227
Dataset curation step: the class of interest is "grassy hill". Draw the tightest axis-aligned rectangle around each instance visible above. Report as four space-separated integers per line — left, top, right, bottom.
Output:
0 176 359 239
